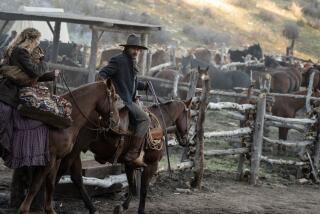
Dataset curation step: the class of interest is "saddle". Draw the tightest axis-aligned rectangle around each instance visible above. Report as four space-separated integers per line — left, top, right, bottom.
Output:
112 105 163 141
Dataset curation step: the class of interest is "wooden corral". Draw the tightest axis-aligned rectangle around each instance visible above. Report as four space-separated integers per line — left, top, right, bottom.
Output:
143 68 320 188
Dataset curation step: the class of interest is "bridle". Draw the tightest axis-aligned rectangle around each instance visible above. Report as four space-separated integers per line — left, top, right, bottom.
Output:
59 72 117 132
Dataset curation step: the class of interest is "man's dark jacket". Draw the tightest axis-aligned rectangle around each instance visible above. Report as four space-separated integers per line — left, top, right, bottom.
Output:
99 52 147 105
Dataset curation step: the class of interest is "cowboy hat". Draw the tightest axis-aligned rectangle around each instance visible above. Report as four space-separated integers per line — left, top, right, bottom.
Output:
120 34 148 50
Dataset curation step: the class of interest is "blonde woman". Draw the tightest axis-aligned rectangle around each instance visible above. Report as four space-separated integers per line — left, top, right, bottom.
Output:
0 28 55 168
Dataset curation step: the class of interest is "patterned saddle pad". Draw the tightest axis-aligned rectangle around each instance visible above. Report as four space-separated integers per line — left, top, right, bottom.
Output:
18 85 72 129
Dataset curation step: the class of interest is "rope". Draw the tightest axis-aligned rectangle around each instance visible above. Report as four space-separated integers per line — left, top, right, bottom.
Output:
146 111 163 151
147 80 172 176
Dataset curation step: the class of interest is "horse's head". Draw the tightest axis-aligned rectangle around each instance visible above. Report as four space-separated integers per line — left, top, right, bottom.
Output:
175 99 192 147
248 43 263 60
96 79 120 129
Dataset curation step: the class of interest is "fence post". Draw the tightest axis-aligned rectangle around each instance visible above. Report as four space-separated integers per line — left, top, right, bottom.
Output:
146 52 152 75
172 73 180 99
314 112 320 171
186 70 199 100
250 93 266 185
191 70 210 189
306 71 315 112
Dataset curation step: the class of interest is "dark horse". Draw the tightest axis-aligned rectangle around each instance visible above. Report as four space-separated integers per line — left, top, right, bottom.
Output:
181 56 250 90
228 43 263 62
55 99 192 214
4 80 120 214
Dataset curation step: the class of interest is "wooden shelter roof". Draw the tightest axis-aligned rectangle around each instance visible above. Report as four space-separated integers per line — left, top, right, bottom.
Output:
0 10 161 32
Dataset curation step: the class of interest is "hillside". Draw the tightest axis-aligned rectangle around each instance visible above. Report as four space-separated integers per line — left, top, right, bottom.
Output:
1 0 319 60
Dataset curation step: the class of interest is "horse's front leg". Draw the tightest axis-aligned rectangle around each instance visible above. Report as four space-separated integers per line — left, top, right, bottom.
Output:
70 154 96 214
17 165 51 214
138 163 158 214
44 158 60 214
114 164 135 214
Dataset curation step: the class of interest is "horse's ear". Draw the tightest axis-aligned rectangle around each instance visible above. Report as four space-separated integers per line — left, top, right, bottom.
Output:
206 66 209 71
183 98 192 108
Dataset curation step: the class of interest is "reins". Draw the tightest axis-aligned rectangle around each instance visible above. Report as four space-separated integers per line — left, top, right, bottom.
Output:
58 72 113 132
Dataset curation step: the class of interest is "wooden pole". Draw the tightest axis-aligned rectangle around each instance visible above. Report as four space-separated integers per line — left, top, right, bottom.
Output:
88 27 99 82
139 33 149 76
250 93 266 185
172 73 180 98
170 46 176 68
191 70 210 189
146 52 152 75
186 70 199 100
306 71 315 112
314 112 320 170
50 21 61 63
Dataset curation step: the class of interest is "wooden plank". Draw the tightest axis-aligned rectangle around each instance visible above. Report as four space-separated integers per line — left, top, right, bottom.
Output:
250 93 266 185
207 102 255 111
139 75 189 87
234 87 320 101
264 120 305 132
265 114 316 125
81 160 123 179
204 148 249 156
205 90 259 99
149 62 172 72
50 21 61 63
192 71 210 189
48 63 89 74
204 127 252 138
88 27 99 82
263 137 313 147
260 156 307 166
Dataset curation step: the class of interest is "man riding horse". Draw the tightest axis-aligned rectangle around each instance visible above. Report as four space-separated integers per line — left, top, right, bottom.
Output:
98 34 150 168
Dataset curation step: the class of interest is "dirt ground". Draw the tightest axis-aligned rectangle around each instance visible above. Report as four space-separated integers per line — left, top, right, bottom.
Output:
0 108 319 214
1 163 320 214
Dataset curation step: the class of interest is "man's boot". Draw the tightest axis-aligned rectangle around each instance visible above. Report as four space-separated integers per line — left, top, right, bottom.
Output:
125 136 147 168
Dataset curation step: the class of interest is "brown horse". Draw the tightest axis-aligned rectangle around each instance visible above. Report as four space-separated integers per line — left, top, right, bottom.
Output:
15 80 119 214
272 90 320 153
56 99 192 214
258 56 302 93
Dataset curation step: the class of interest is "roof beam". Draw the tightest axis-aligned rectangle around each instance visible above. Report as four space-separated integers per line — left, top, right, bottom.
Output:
46 21 54 35
0 20 9 35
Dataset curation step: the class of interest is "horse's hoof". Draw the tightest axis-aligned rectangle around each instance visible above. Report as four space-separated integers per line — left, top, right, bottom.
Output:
113 205 123 214
89 208 97 214
17 209 28 214
45 207 57 214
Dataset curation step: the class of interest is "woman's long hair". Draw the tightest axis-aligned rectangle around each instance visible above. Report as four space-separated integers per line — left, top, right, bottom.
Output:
5 28 41 58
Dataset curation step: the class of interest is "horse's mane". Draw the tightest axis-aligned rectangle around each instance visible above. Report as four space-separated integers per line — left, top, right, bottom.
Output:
61 81 103 98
